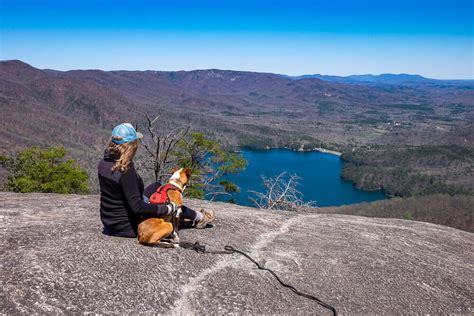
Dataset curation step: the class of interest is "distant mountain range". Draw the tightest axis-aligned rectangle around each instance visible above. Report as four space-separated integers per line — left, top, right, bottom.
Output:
282 73 474 86
0 59 473 193
1 59 473 168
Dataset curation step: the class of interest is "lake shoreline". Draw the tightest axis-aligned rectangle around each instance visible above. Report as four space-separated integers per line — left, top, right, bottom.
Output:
226 148 386 207
310 147 342 156
258 146 343 156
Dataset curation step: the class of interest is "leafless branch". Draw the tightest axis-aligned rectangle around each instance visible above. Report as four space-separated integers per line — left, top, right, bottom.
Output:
137 114 189 182
249 172 316 212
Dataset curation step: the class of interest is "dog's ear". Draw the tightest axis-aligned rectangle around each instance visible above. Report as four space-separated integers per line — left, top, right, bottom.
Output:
169 167 179 174
183 167 192 178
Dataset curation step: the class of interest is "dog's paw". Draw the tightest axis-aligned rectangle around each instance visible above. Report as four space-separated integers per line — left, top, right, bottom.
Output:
166 232 180 244
156 240 179 248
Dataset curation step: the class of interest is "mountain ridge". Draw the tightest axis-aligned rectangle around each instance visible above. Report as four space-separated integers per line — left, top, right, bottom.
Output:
1 60 473 193
283 73 474 85
4 59 473 82
2 59 472 150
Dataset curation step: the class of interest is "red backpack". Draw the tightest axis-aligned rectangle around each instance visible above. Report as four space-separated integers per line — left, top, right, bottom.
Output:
149 183 176 204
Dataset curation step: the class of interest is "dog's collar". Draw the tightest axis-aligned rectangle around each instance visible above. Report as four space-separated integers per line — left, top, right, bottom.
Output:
169 179 185 192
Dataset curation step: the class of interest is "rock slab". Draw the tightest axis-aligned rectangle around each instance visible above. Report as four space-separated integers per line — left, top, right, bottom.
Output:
0 192 473 314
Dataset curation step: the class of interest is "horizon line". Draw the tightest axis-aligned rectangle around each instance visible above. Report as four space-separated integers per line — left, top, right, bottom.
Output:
3 59 473 81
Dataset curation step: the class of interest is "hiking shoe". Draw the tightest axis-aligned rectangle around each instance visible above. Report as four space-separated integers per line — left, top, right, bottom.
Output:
195 209 215 229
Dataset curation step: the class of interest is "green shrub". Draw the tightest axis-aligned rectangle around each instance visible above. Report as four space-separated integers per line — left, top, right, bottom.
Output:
0 146 89 194
403 211 413 220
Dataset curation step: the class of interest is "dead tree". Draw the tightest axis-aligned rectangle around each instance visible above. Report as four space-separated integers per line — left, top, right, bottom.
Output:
136 114 189 183
249 171 316 211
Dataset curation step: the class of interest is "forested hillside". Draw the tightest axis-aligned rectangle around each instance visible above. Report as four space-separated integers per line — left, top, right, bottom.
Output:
320 194 474 233
341 145 474 196
1 60 473 196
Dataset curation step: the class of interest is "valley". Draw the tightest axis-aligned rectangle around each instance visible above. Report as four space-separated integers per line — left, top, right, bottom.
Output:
0 60 473 198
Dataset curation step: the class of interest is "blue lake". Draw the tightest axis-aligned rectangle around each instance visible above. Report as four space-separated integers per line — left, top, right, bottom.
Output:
219 149 386 207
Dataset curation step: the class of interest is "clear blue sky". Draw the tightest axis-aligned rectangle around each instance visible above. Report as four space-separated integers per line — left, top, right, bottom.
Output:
1 0 472 79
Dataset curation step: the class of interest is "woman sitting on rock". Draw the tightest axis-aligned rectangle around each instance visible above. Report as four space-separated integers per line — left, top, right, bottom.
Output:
98 123 215 238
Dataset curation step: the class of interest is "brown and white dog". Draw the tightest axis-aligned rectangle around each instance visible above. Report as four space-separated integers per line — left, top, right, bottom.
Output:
137 167 191 247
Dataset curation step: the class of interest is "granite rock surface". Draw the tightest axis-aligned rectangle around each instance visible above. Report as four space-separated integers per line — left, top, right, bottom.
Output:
1 192 472 314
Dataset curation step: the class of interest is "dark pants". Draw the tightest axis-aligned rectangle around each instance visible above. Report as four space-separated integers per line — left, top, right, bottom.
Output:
103 226 137 238
143 182 201 221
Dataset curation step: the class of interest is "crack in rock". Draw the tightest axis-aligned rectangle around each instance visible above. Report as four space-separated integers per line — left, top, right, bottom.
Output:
170 214 305 314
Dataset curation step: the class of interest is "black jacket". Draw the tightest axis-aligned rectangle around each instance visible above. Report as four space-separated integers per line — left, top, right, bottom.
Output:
98 150 169 237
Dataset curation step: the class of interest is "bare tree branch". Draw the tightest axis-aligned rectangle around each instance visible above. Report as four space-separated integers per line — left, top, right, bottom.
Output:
137 114 190 183
249 172 316 212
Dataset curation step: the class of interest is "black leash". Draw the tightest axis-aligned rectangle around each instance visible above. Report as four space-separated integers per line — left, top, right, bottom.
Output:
179 241 337 316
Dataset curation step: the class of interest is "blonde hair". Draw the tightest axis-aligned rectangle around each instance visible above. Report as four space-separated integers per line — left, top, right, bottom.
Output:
107 138 139 173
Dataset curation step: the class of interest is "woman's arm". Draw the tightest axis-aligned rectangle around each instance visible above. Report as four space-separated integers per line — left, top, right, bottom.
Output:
120 167 170 217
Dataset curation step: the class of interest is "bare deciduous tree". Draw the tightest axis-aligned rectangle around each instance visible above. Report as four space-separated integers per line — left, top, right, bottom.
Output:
135 114 189 183
249 171 316 211
135 114 246 201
